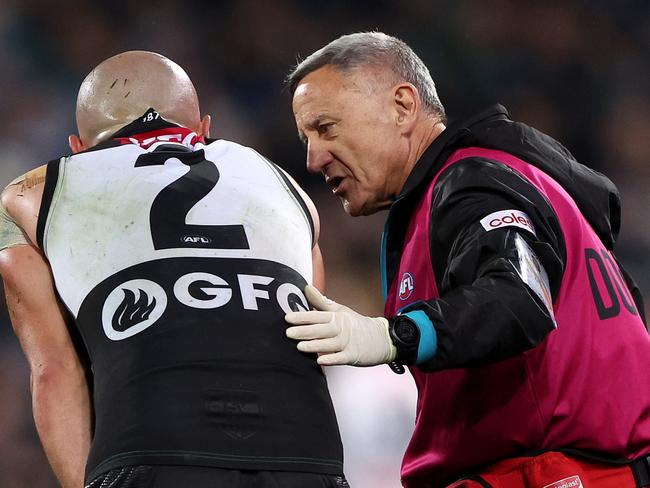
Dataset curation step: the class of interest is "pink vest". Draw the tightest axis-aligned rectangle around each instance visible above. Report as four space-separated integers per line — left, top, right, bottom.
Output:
384 147 650 486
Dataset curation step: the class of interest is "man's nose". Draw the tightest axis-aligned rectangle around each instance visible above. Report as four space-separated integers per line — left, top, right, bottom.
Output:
306 140 333 174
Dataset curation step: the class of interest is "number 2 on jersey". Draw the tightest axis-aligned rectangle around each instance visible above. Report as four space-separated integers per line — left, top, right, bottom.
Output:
135 148 250 250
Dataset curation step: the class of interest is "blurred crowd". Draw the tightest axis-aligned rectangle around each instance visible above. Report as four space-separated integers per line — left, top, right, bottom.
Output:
0 1 648 487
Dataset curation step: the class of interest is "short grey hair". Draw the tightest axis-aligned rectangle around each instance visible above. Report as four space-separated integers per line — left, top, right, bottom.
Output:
287 32 446 121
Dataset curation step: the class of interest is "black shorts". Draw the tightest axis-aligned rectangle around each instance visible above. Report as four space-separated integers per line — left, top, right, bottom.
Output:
85 465 350 488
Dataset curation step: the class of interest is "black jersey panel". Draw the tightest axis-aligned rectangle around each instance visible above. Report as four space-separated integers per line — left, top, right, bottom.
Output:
76 256 343 479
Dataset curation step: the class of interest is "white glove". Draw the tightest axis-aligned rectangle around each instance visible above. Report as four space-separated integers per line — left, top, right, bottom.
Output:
285 285 397 366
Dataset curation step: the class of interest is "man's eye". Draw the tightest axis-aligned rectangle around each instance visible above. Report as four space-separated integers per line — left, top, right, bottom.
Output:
317 123 334 135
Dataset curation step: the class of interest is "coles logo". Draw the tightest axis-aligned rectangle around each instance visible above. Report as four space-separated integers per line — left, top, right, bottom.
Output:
399 272 415 301
479 209 536 236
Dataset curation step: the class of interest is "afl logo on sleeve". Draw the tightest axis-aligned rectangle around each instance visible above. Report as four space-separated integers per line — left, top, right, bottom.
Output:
399 272 415 301
480 209 536 236
102 279 168 341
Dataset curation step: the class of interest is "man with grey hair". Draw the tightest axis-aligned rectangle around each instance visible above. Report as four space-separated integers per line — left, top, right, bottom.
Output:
0 51 347 488
285 32 650 487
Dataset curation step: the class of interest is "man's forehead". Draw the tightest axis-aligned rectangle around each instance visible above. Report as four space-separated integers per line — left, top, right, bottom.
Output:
292 66 370 116
294 66 349 101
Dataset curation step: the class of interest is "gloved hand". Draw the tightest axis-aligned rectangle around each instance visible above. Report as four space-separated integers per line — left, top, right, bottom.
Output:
285 285 397 366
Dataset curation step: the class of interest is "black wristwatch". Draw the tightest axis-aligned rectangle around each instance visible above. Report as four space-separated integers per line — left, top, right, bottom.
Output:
388 314 421 373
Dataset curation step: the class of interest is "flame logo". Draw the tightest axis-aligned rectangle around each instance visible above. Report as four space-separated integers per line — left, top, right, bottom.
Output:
102 279 167 341
111 288 157 332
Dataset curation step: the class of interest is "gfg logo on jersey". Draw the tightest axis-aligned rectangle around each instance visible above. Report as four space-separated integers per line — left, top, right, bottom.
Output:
101 273 309 341
102 279 168 341
479 209 536 236
399 272 415 300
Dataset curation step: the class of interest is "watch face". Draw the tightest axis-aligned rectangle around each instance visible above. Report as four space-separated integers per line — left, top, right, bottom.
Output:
394 316 419 345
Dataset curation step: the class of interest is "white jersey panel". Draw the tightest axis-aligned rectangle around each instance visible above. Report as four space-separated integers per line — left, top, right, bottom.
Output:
42 140 313 315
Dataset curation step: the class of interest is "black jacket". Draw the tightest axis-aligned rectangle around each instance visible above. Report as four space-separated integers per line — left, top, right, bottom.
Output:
382 104 645 370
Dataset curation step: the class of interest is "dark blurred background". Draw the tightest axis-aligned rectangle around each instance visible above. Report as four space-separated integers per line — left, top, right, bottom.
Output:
0 1 648 487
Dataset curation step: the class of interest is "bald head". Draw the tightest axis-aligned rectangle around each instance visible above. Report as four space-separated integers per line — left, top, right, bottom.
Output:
76 51 202 146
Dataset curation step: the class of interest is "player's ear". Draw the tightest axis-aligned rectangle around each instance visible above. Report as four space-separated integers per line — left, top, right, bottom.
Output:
198 115 211 138
68 134 86 154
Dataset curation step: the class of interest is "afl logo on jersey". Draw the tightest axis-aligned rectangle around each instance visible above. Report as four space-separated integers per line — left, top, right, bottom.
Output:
102 279 168 341
399 272 415 301
182 235 212 244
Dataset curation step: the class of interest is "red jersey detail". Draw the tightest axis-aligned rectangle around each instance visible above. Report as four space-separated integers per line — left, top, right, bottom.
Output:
114 127 205 149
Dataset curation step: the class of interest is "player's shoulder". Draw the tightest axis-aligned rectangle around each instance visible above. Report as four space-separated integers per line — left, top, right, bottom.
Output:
203 138 264 161
1 164 47 206
273 165 320 243
0 166 45 256
1 164 48 240
204 139 320 241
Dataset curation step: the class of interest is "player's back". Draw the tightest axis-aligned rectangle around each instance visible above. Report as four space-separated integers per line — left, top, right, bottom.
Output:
37 116 343 481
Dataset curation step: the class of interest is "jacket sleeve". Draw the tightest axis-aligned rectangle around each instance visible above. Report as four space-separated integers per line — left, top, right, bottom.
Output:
401 157 566 371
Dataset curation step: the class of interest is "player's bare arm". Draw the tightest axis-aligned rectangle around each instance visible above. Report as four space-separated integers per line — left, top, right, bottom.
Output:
0 171 91 488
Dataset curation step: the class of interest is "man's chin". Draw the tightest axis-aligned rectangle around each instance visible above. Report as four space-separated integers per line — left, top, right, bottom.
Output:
341 198 361 217
342 198 377 217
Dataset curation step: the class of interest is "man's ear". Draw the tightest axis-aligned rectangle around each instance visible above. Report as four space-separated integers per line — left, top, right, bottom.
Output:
198 115 211 138
68 134 86 154
394 83 419 128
